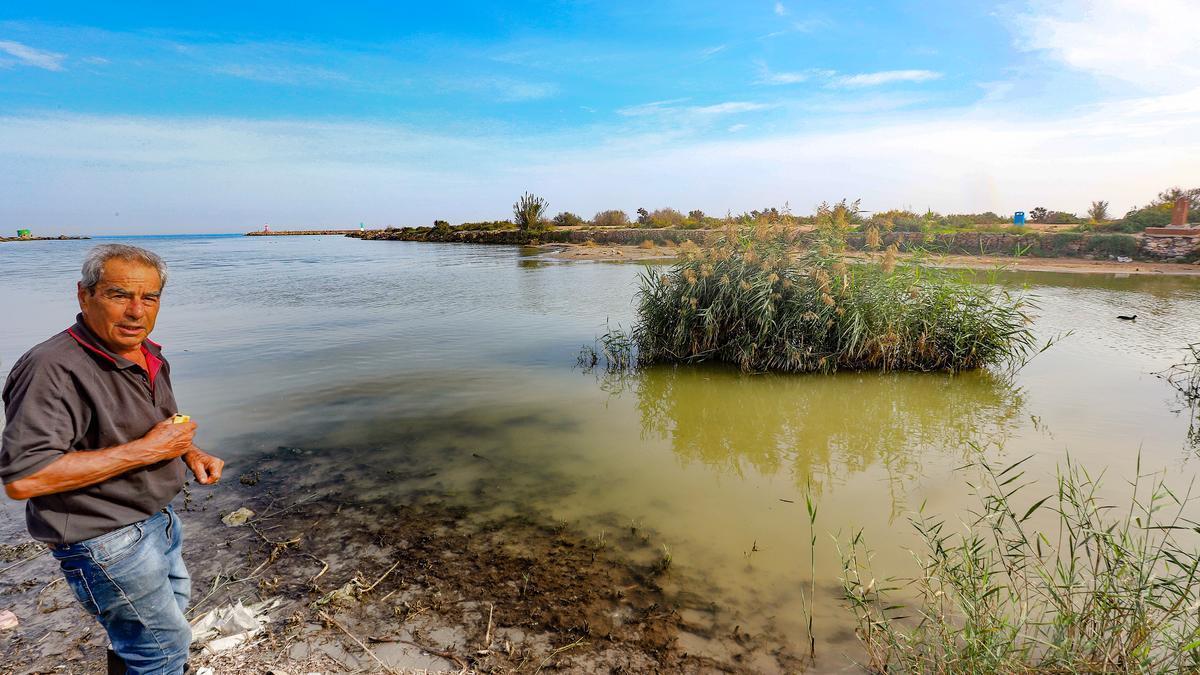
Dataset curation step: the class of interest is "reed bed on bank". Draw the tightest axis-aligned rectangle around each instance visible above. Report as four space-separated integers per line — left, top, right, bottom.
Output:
621 204 1037 373
840 455 1200 673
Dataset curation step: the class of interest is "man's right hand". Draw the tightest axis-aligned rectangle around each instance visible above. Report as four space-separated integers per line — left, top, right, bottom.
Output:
5 417 200 501
137 417 198 463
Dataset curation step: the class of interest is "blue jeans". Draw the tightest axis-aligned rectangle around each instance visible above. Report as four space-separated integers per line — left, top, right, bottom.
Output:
51 507 191 674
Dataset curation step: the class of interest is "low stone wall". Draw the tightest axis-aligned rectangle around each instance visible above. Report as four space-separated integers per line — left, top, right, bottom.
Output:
0 235 89 243
845 231 1199 262
1140 235 1200 262
353 227 1200 262
356 227 711 245
246 230 360 236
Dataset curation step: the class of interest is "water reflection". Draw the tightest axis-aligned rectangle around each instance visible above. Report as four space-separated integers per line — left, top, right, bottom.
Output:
613 364 1025 503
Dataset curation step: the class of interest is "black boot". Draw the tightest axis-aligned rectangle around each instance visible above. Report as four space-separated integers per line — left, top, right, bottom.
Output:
106 648 127 675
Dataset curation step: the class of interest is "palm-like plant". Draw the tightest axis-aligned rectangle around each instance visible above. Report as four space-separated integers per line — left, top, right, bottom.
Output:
513 192 549 231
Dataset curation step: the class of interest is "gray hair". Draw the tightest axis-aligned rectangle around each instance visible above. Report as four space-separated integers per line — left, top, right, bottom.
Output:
80 244 169 292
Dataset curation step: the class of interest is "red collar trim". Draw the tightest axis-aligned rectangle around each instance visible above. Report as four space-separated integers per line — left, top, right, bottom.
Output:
141 344 162 392
66 328 119 365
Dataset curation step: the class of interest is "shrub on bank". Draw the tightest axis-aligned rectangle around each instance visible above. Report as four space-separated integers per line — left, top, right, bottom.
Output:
621 204 1036 373
1083 233 1139 257
592 210 631 228
648 207 686 228
552 212 585 227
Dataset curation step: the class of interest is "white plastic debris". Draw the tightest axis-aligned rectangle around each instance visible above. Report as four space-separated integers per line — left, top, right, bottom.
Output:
195 668 215 675
190 599 280 654
0 610 18 631
221 507 255 527
1116 256 1133 263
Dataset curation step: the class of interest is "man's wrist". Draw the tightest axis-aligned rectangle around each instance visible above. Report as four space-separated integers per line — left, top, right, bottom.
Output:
110 439 156 471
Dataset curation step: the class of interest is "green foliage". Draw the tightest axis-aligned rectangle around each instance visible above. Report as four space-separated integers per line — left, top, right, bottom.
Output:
646 207 685 228
455 220 516 231
552 211 585 228
591 210 631 228
1088 200 1110 222
1029 207 1083 224
867 208 934 233
623 203 1036 374
513 192 550 231
841 456 1200 673
1013 232 1086 257
1107 203 1196 232
1151 186 1200 208
1084 233 1139 257
938 212 1008 228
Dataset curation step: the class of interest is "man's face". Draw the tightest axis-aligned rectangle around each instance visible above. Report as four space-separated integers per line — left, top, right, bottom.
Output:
77 258 163 354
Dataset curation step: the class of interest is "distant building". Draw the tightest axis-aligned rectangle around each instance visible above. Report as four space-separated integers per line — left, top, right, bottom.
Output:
263 224 270 233
17 229 31 238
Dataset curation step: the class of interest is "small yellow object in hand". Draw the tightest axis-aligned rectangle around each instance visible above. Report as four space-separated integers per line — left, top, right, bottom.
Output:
171 414 191 424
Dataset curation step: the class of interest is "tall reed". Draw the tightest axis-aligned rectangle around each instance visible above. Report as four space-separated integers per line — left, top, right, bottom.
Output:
628 204 1037 373
839 455 1200 673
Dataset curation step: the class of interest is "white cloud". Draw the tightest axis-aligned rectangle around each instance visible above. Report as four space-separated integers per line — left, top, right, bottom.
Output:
2 89 1196 232
759 69 810 85
616 98 692 116
0 40 66 71
728 124 748 133
493 79 558 102
618 99 771 118
1015 0 1200 91
774 2 787 16
833 69 942 87
700 44 727 58
447 76 559 102
756 62 835 86
691 101 771 115
214 63 352 85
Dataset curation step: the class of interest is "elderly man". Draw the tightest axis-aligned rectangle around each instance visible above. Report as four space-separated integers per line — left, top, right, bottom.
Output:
1 244 224 674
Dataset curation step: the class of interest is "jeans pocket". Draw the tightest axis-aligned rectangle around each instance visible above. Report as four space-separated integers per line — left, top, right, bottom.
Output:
85 523 144 567
63 567 100 616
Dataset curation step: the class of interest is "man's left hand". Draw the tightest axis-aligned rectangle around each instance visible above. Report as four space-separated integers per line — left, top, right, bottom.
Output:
183 448 224 485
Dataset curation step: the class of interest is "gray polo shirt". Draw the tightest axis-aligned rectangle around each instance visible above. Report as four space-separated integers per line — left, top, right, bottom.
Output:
0 316 185 545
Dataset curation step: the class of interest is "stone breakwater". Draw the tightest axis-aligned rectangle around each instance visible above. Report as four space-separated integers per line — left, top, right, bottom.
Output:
246 229 360 236
353 227 701 246
353 227 1200 263
0 235 89 243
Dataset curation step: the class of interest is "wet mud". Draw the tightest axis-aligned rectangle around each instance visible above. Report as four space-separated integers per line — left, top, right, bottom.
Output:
1 442 807 673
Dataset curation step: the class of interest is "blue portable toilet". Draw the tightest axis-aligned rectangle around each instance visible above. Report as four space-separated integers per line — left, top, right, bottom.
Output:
1013 211 1025 226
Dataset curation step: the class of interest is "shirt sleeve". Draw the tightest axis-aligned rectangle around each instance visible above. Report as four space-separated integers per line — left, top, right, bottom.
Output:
0 355 81 484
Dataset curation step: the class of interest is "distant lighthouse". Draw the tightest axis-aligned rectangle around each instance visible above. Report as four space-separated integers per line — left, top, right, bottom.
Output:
360 222 365 232
263 223 270 233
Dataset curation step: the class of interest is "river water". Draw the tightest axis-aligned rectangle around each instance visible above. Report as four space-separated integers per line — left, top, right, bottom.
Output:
2 234 1199 669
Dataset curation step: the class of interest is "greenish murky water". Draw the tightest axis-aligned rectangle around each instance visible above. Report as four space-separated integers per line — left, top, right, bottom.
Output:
2 235 1198 669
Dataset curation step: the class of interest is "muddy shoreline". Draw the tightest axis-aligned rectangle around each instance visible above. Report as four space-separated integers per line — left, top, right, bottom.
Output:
0 443 806 673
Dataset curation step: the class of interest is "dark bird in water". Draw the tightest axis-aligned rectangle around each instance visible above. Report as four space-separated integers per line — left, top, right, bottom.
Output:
1117 315 1137 320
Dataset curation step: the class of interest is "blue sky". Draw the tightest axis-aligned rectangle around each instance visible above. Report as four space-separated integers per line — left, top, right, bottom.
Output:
1 1 1197 233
